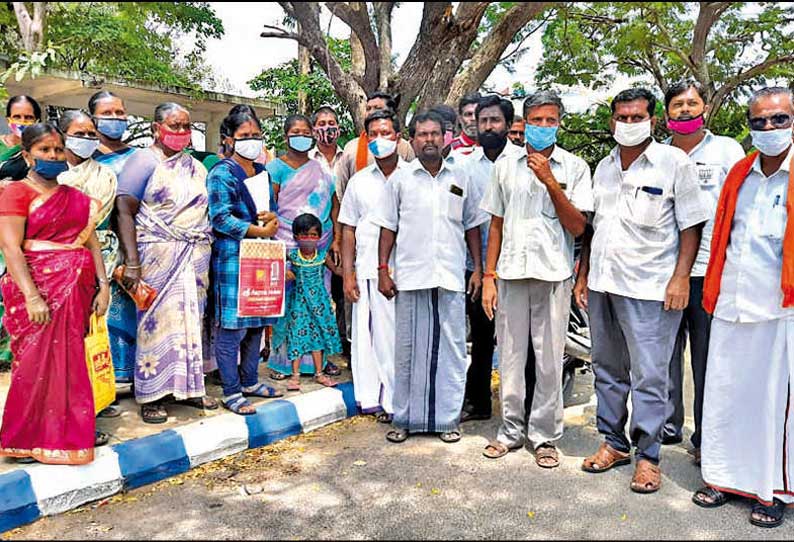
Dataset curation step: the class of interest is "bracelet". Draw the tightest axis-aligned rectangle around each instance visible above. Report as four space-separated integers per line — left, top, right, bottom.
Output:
125 264 142 270
483 271 498 280
377 264 389 271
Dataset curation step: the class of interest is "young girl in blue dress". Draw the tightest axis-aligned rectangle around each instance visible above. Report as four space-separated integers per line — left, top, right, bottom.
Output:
275 213 341 391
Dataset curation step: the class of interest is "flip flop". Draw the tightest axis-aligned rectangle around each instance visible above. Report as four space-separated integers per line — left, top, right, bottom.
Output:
376 412 393 424
243 383 284 398
269 370 290 381
386 428 409 443
94 431 110 447
141 403 168 424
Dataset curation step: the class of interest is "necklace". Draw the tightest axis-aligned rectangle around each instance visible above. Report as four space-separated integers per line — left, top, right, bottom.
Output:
297 249 317 262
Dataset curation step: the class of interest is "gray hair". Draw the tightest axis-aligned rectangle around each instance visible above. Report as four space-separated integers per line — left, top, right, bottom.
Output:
57 109 93 133
523 90 565 119
748 87 794 115
153 102 189 123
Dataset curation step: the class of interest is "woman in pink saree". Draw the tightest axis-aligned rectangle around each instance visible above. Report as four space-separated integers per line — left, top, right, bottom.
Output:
0 124 109 465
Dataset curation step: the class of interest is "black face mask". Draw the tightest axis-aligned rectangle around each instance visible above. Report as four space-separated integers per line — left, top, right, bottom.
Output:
478 131 507 150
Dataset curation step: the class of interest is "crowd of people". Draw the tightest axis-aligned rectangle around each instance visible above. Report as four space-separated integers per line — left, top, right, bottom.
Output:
0 80 791 529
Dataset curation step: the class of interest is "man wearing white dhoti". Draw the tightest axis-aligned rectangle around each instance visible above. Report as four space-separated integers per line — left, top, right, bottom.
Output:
339 109 404 421
692 86 794 529
373 110 488 444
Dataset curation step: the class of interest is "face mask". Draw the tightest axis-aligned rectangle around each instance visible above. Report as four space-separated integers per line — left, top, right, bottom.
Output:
667 114 704 135
8 120 33 137
31 158 69 180
368 137 398 159
159 126 192 152
613 120 652 147
65 135 100 159
288 135 314 153
296 237 318 252
751 127 793 157
524 125 558 151
443 130 454 148
234 138 262 161
313 126 339 146
94 117 128 140
477 131 507 150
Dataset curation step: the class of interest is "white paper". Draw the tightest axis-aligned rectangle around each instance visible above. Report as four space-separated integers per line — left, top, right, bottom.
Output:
243 171 271 216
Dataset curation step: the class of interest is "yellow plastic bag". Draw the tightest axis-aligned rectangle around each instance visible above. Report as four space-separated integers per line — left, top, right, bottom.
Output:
85 312 115 414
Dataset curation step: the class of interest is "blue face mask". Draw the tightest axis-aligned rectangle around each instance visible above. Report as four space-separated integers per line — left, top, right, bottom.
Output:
94 117 128 140
32 158 69 180
524 124 558 151
288 135 315 153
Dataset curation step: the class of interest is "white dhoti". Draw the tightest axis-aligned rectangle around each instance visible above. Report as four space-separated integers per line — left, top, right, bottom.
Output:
351 278 396 414
702 317 794 505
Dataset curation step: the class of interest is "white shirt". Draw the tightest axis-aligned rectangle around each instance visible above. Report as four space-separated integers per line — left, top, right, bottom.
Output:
665 131 746 277
337 160 405 280
371 159 489 292
480 143 594 282
459 145 514 272
311 146 343 179
588 140 711 302
714 145 794 323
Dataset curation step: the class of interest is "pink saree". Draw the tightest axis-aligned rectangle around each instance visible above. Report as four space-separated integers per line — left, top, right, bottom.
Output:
0 182 98 465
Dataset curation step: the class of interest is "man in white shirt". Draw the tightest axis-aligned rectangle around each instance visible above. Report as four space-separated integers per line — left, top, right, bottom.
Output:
339 110 403 423
373 110 488 444
480 91 593 467
574 88 710 493
458 95 515 424
692 87 794 529
661 81 746 458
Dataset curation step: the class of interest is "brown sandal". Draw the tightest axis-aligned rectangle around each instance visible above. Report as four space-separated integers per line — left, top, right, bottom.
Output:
582 442 631 473
535 444 560 469
483 440 511 459
630 459 661 493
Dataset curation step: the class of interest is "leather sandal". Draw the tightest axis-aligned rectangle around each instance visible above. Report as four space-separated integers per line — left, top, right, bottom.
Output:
535 444 560 469
483 440 511 459
692 486 732 508
141 403 168 424
750 499 786 528
630 459 662 494
386 428 409 443
439 430 461 443
582 442 631 473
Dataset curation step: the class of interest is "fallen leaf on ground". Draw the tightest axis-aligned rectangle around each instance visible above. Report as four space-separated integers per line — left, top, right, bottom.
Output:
620 514 628 522
430 488 441 496
353 459 367 466
527 511 535 519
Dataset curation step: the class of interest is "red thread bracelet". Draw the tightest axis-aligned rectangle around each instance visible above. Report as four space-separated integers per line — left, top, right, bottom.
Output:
377 264 389 271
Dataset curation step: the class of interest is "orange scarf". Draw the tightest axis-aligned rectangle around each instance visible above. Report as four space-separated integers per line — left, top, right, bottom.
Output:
355 130 369 172
703 150 794 314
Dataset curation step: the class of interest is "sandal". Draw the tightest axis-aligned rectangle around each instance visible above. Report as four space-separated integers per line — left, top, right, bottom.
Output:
692 486 732 508
582 442 631 473
269 370 290 381
180 396 219 410
750 499 786 528
141 403 168 424
535 444 560 469
483 440 511 459
314 373 338 387
15 456 36 464
439 430 461 443
98 404 122 418
630 459 662 494
287 376 301 392
376 412 393 424
242 383 284 398
386 428 409 443
324 362 342 376
222 395 257 416
94 431 110 447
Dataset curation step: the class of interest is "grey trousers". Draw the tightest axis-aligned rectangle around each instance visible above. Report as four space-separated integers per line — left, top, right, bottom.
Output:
496 278 571 449
588 290 682 463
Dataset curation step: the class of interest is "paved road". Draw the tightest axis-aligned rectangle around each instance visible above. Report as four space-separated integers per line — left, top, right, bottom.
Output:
6 371 790 540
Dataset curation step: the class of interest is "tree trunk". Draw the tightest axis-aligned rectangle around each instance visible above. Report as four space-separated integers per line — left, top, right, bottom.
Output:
297 22 311 115
12 2 47 52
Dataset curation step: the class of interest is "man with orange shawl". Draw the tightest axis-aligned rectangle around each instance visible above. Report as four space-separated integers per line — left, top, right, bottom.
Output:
692 87 794 529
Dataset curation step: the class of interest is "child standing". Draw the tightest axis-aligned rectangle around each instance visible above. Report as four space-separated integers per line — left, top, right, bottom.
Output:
274 213 341 391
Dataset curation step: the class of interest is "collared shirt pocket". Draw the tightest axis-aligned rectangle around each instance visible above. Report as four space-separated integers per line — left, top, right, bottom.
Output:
760 192 787 241
623 185 665 229
447 184 464 222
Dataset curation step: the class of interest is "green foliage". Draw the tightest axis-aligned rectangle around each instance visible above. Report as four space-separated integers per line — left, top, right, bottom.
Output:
248 37 355 152
0 2 224 90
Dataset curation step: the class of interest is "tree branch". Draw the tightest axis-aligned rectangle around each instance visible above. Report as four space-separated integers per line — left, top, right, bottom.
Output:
373 1 395 89
326 2 380 90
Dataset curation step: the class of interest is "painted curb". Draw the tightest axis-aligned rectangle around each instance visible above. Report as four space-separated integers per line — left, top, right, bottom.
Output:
0 381 356 533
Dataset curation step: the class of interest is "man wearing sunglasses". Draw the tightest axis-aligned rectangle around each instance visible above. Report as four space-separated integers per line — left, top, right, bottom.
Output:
693 87 794 529
661 81 745 462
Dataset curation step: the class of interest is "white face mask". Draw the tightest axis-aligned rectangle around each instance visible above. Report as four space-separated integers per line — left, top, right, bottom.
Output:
750 127 793 157
368 137 398 159
234 138 262 161
65 135 100 159
613 120 652 147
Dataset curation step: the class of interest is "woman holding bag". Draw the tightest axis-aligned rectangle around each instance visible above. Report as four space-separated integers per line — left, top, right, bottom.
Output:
207 111 283 414
0 123 109 465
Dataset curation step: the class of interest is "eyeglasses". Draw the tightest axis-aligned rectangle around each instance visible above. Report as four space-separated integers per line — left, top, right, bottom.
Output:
748 114 793 131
